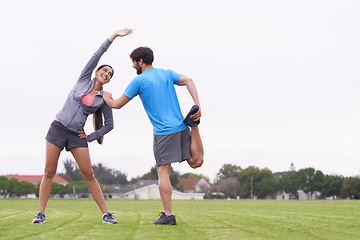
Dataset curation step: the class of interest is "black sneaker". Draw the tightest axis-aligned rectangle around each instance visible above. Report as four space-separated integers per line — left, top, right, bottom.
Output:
103 212 118 224
32 212 45 224
183 105 200 127
153 212 176 225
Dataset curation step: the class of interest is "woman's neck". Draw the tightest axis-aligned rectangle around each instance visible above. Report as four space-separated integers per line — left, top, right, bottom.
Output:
90 82 102 96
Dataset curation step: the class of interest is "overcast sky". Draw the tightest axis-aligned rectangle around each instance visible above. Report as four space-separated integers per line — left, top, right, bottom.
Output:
0 0 359 182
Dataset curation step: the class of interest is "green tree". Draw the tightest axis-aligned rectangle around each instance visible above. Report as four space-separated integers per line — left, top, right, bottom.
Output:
0 176 10 197
35 182 41 197
113 170 129 185
296 168 314 194
130 165 180 186
278 171 298 199
19 181 36 197
217 164 241 181
3 178 36 197
59 158 83 182
60 159 129 185
237 166 274 199
296 168 324 199
93 163 108 183
257 177 278 199
321 175 343 199
140 166 158 180
340 177 360 199
8 178 23 197
66 180 89 197
237 167 258 199
311 170 324 198
51 182 67 197
92 163 128 185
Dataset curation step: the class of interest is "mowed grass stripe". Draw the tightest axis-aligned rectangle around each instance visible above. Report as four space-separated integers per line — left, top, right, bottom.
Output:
27 217 82 239
255 201 360 237
173 212 213 239
1 199 360 240
201 209 333 240
177 201 288 239
195 212 248 239
4 210 84 240
0 210 28 219
176 201 246 239
240 201 359 239
174 200 360 239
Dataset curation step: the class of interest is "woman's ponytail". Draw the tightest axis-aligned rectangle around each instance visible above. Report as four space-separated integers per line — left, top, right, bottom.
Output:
93 109 103 144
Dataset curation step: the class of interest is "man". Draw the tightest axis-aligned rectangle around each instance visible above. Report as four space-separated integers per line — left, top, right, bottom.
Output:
103 46 204 225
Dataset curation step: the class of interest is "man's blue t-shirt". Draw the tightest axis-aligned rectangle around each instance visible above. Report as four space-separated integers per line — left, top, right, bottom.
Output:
123 68 188 135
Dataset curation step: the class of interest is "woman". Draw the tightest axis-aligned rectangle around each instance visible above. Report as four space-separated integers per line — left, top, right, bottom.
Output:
32 28 133 224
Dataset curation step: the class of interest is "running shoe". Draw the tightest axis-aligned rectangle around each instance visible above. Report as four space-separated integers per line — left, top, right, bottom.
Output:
183 105 200 127
103 212 118 224
32 212 45 224
153 212 177 225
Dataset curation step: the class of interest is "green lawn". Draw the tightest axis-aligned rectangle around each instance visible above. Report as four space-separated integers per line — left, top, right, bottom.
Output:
0 199 359 239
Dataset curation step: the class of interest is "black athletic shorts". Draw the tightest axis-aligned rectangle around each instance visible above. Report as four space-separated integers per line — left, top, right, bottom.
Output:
153 128 191 166
45 120 88 151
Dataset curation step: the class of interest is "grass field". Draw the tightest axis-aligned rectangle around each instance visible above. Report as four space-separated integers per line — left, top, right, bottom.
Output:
0 199 359 240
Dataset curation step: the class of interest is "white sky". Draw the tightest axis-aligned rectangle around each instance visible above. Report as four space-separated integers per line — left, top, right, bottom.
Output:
0 0 359 182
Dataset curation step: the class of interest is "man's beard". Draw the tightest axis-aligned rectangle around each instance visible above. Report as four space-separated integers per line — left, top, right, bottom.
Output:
135 62 142 75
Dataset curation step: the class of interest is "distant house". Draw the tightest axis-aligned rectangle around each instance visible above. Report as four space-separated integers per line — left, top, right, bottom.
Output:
106 179 206 200
5 175 69 186
121 184 205 200
175 178 211 193
276 190 321 200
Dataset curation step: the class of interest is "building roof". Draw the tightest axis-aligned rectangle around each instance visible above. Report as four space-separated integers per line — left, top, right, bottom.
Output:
5 175 69 185
134 180 158 188
175 178 210 190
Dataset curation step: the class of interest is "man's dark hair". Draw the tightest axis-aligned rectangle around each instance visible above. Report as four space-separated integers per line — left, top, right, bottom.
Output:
130 47 154 65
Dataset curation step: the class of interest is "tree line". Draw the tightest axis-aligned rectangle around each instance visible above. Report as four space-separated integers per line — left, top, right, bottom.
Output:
0 176 94 198
0 177 36 197
1 159 360 200
58 159 206 187
213 164 360 200
59 159 129 185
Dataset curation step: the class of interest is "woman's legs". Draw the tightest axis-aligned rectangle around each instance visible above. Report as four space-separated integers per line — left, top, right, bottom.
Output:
186 126 204 169
157 164 172 215
38 141 62 213
70 147 108 214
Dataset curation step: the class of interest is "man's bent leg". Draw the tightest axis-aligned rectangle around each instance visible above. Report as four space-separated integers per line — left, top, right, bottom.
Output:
187 126 204 169
157 164 172 215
